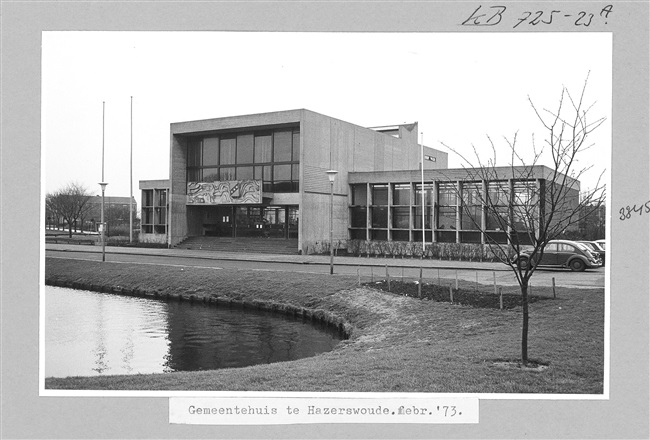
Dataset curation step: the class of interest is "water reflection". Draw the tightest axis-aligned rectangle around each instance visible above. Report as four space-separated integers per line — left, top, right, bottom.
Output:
45 286 342 378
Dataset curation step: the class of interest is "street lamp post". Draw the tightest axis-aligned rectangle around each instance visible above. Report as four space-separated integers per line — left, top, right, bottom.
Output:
99 182 108 261
326 170 338 275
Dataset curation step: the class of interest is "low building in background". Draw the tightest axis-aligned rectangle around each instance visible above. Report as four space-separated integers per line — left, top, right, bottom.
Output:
46 195 138 234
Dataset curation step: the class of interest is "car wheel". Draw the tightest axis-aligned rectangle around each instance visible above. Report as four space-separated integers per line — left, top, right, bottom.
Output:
569 259 586 272
517 257 530 270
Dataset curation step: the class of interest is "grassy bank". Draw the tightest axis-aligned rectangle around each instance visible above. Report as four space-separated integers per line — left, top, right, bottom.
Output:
44 258 604 393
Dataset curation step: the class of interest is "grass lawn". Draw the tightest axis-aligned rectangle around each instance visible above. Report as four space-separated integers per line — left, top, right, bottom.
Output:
44 258 604 394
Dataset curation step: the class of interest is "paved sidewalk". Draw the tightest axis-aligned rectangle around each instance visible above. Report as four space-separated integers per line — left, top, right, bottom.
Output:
45 243 509 271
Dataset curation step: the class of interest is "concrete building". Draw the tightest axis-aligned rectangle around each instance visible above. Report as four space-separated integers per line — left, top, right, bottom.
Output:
46 195 137 233
141 109 578 254
166 109 447 253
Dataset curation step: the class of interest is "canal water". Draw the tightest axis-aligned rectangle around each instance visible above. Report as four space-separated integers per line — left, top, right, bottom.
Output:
44 286 343 378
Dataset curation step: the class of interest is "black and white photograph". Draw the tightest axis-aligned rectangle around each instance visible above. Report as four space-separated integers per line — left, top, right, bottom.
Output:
2 2 648 439
41 30 611 394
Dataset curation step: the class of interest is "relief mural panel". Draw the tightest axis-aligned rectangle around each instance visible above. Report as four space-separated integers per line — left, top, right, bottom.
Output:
187 180 262 205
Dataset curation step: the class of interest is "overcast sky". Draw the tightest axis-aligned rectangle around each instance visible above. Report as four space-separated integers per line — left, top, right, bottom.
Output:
42 32 611 200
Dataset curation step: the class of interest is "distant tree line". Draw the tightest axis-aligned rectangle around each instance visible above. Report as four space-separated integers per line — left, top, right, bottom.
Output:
46 182 139 237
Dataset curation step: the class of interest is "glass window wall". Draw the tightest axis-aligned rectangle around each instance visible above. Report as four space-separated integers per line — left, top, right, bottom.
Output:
349 179 542 245
186 126 300 193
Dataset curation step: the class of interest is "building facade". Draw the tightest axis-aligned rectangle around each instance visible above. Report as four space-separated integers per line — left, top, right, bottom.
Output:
167 109 447 253
148 109 578 254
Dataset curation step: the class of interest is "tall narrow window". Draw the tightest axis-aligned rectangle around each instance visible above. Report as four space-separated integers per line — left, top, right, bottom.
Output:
370 184 388 229
292 130 300 161
273 130 292 162
187 139 202 167
236 134 254 165
414 183 433 229
461 182 482 230
486 181 509 231
202 137 219 167
437 183 457 230
254 133 272 163
220 137 236 166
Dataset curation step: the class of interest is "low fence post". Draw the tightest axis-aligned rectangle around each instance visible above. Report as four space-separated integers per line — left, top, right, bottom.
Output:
357 267 361 286
386 264 390 292
499 287 503 310
438 268 441 286
493 271 497 296
418 266 423 298
475 271 478 293
552 277 556 299
455 270 458 290
449 284 454 303
371 266 374 283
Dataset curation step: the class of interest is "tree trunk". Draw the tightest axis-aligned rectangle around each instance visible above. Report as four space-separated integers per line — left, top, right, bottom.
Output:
68 220 73 238
521 280 529 365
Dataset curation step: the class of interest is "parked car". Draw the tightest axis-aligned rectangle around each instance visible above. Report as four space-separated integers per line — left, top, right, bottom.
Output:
595 239 606 250
577 241 606 266
514 239 602 272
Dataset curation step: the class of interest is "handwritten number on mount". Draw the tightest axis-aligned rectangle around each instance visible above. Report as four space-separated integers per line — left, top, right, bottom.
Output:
600 5 613 19
461 5 613 27
618 201 650 221
575 12 594 26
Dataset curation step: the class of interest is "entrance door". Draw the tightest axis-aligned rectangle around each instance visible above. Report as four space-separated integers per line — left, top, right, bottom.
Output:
214 206 234 237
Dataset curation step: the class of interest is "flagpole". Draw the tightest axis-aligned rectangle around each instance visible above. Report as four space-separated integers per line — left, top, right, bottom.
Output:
421 131 425 253
129 96 133 243
100 101 108 262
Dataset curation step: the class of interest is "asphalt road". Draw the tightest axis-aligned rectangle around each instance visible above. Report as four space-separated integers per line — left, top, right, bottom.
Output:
45 247 605 290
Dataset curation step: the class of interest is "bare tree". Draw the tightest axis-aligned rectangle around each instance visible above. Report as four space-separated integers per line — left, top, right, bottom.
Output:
441 75 606 365
45 182 93 238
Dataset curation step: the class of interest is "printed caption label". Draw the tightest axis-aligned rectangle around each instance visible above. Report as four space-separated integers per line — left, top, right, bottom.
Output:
169 397 479 425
